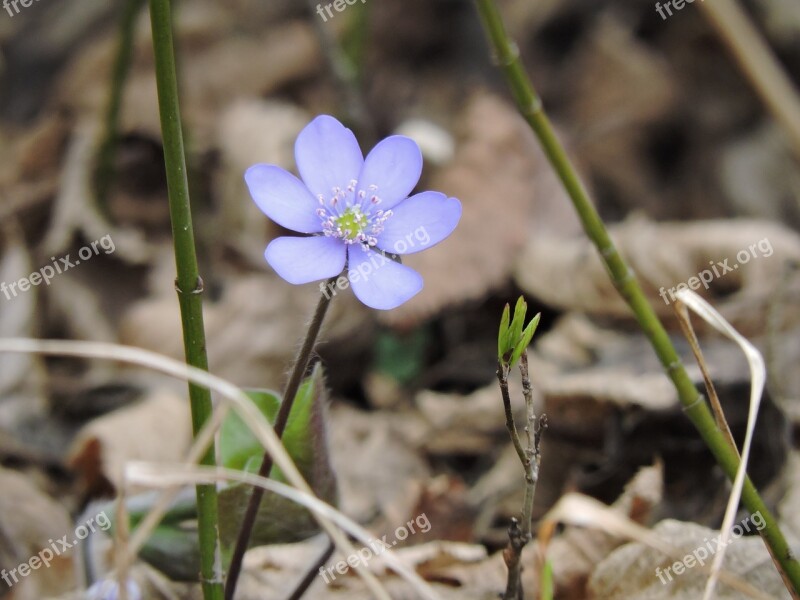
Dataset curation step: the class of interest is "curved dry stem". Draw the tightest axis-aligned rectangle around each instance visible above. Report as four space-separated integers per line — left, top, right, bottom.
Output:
698 0 800 159
0 338 441 600
128 463 441 600
674 291 771 600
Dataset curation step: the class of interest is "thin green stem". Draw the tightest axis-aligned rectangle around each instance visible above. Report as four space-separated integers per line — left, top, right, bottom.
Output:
497 363 526 466
95 0 145 212
518 353 538 542
148 2 223 599
475 0 800 594
225 279 336 600
499 352 543 600
503 517 525 600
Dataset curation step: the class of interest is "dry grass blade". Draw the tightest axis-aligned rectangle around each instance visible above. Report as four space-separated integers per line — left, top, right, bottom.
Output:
125 402 229 561
127 462 442 600
672 303 738 452
673 290 767 600
698 0 800 159
0 338 443 600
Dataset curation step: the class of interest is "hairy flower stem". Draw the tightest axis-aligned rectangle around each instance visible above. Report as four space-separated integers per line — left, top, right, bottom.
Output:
475 0 800 594
148 1 222 598
225 278 336 600
286 539 336 600
95 0 145 212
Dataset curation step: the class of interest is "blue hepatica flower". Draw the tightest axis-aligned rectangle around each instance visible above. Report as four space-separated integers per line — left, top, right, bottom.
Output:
245 115 462 310
87 579 142 600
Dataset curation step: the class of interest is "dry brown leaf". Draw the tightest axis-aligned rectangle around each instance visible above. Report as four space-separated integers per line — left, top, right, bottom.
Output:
14 112 70 181
415 375 528 455
215 99 310 262
429 464 663 598
379 92 537 326
68 388 192 492
529 313 680 414
564 16 679 216
778 451 800 542
0 467 77 599
515 217 800 336
528 310 776 424
588 519 790 599
40 118 153 264
721 124 800 224
237 538 492 600
329 405 430 526
568 17 677 130
119 261 368 388
0 225 47 429
55 4 320 149
539 463 664 597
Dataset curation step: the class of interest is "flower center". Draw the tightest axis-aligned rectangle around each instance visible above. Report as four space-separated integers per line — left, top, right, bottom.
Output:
316 179 392 248
337 206 367 241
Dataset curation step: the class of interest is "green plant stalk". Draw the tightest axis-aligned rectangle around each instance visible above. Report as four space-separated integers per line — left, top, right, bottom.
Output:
224 278 336 600
148 2 223 599
474 0 800 594
94 0 146 212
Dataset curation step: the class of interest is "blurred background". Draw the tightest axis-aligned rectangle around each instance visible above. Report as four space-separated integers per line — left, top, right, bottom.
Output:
1 0 800 597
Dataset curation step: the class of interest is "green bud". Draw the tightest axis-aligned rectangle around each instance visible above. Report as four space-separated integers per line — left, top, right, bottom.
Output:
510 312 540 367
498 296 540 368
508 296 527 348
498 302 511 361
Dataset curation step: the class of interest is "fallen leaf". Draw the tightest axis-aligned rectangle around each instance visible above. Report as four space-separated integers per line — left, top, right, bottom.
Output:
515 216 800 336
68 388 192 493
0 467 76 599
380 92 537 326
588 519 790 599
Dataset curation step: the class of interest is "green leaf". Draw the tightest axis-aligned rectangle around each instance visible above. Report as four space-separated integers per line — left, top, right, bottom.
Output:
127 365 339 580
218 371 322 481
219 389 280 471
274 367 319 482
498 302 511 360
510 312 540 366
217 364 338 549
137 524 201 582
241 454 263 475
508 296 527 351
540 559 554 600
375 327 430 384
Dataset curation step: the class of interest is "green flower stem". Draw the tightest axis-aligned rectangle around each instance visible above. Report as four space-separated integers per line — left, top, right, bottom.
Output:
474 0 800 594
148 2 223 599
224 278 336 600
94 0 145 211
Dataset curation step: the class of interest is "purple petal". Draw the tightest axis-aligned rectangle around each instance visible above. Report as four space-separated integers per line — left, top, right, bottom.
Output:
375 191 461 255
245 165 322 234
88 580 141 600
265 236 346 284
347 246 423 310
358 136 422 211
295 115 363 199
